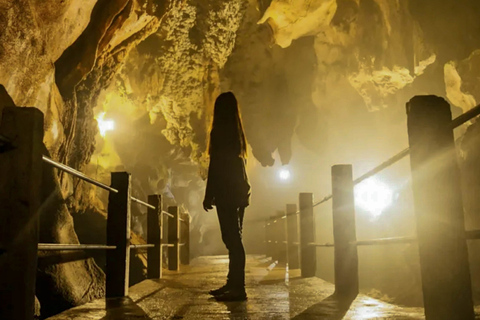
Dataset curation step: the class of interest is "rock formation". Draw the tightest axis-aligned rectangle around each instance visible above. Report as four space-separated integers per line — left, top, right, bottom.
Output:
2 0 480 316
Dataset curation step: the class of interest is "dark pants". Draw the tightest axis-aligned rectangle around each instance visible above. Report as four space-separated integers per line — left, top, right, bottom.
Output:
216 205 246 289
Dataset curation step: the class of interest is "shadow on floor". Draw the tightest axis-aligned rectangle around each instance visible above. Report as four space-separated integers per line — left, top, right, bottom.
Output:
100 297 151 320
292 294 355 320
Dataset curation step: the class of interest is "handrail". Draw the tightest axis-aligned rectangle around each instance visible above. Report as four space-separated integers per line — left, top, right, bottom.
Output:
162 211 174 218
353 236 416 246
308 242 334 247
43 155 160 211
305 103 480 213
451 103 480 128
306 236 417 248
130 244 155 249
38 243 116 250
131 196 156 210
42 155 118 193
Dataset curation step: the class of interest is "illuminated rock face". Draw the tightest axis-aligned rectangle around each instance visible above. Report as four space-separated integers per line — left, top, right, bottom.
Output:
3 0 480 316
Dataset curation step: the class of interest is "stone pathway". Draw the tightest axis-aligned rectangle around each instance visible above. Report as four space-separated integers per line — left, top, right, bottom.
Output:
48 254 467 319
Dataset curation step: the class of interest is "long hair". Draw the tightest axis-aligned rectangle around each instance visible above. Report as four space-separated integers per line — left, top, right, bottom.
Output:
208 92 247 158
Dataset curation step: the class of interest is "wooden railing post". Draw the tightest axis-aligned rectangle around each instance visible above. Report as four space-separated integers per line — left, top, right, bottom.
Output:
279 215 287 263
272 215 284 262
286 204 300 269
265 219 272 259
106 172 131 298
269 216 278 261
299 193 316 277
168 206 180 271
407 95 474 320
332 164 358 299
0 107 43 320
147 195 162 279
180 212 190 265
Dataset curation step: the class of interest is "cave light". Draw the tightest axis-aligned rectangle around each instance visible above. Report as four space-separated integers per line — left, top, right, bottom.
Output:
278 167 291 181
96 112 115 137
354 177 393 217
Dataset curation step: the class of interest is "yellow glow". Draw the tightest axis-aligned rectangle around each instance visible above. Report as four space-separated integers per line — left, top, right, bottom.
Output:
279 168 291 181
354 178 393 217
95 112 115 137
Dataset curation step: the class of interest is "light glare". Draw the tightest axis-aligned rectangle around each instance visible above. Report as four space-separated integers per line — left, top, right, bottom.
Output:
354 178 393 217
279 168 291 181
96 112 115 137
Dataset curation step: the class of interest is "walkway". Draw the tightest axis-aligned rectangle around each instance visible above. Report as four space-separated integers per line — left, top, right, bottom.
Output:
47 255 433 319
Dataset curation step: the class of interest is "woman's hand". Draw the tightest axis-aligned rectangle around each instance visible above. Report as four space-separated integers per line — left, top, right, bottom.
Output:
203 198 213 212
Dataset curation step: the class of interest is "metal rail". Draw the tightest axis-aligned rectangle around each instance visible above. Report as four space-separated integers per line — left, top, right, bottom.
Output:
130 244 155 249
308 242 334 247
451 103 480 128
38 243 117 250
353 236 416 246
42 156 118 193
305 103 480 213
162 211 174 218
161 243 174 248
131 196 156 210
43 156 160 211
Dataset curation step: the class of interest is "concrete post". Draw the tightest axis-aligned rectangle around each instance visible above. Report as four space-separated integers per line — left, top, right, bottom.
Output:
0 107 43 320
168 206 179 271
407 95 474 320
299 193 316 277
332 164 358 299
286 204 300 269
147 195 162 279
106 172 131 298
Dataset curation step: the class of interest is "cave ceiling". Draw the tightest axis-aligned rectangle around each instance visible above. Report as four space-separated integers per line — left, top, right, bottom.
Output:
1 0 480 193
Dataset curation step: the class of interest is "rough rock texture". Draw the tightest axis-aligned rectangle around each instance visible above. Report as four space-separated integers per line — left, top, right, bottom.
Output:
36 163 106 318
0 0 168 317
3 0 480 316
221 1 321 165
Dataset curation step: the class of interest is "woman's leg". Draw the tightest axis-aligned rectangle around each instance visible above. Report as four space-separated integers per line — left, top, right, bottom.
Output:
217 205 246 290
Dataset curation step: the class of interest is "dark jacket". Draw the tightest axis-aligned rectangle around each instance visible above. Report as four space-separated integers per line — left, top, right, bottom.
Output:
204 152 250 208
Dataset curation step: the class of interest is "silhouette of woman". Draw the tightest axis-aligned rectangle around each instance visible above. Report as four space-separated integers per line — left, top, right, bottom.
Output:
203 92 250 301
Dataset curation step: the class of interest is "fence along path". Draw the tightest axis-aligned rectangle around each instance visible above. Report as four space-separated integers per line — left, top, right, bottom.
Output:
264 96 480 320
0 106 190 320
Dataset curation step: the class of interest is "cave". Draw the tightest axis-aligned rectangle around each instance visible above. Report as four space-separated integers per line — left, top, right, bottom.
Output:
2 0 480 319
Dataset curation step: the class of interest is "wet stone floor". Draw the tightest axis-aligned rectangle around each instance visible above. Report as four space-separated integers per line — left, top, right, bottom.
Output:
48 254 462 319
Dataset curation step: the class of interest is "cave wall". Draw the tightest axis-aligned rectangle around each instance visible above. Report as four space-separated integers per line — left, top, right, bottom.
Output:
3 0 480 316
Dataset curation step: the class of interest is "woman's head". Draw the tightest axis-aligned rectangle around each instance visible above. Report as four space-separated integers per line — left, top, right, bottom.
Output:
209 92 247 158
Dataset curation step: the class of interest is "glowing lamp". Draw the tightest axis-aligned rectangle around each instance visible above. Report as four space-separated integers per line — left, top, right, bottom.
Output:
96 112 115 137
354 177 393 217
279 168 291 181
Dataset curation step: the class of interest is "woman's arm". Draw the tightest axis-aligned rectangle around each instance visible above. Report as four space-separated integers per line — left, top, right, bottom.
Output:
203 155 216 211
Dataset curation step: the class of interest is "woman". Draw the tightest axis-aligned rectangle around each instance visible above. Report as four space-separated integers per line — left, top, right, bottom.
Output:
203 91 250 302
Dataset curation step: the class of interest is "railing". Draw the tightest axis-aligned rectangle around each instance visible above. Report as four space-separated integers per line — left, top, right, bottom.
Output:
40 158 191 297
0 107 190 320
264 96 480 320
